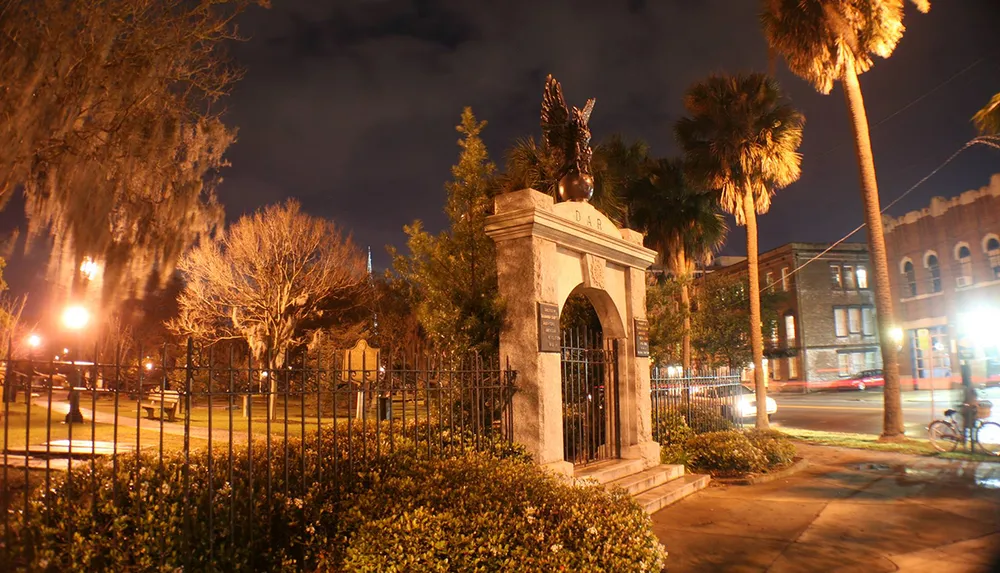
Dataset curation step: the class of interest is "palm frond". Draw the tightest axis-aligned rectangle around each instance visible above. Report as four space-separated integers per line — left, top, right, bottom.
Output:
676 73 804 225
761 0 929 93
626 157 729 275
974 93 1000 136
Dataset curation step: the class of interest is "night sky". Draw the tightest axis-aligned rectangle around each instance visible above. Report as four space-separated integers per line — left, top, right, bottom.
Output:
7 0 1000 306
219 0 1000 269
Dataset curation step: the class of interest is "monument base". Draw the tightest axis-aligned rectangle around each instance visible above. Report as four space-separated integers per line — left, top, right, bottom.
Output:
542 459 574 477
621 441 661 469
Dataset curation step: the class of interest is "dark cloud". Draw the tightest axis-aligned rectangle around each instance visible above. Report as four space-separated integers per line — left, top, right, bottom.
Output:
220 0 1000 266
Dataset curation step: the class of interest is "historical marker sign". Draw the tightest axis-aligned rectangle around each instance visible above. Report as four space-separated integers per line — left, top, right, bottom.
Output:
538 303 561 353
634 319 650 358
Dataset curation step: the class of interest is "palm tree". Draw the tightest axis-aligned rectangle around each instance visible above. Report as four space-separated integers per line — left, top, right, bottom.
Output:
627 157 728 371
499 135 648 226
676 73 804 430
973 93 1000 135
761 0 930 440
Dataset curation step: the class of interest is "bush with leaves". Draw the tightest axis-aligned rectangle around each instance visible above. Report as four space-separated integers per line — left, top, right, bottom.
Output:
7 420 662 572
685 430 768 478
340 451 667 572
745 429 797 468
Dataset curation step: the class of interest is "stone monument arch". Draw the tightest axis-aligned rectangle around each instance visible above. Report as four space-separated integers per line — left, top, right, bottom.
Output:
485 191 660 475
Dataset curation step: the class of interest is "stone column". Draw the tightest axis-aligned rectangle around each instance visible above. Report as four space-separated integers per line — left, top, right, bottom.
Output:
486 189 660 474
486 190 571 475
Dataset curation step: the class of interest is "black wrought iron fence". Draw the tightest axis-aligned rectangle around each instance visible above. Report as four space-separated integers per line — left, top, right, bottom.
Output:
0 340 516 569
650 367 747 443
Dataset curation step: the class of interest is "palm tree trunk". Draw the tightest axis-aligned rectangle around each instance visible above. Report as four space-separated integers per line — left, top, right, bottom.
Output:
842 65 904 440
678 249 692 372
742 190 768 430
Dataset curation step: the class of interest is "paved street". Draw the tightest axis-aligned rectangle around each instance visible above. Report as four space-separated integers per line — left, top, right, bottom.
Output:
653 444 1000 572
770 387 1000 437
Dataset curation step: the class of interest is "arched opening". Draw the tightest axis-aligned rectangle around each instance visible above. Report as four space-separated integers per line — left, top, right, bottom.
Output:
901 259 917 297
986 236 1000 279
955 243 973 287
924 252 942 293
560 291 619 466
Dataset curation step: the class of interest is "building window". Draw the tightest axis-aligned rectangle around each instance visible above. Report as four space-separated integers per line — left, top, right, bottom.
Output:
765 271 774 293
834 307 848 337
781 267 790 291
830 264 842 289
925 253 941 293
955 244 972 288
902 260 917 297
788 357 798 379
843 265 856 289
862 306 876 336
848 306 861 334
838 353 851 376
770 319 779 345
909 327 952 380
865 351 879 371
785 314 796 346
856 265 868 289
987 237 1000 279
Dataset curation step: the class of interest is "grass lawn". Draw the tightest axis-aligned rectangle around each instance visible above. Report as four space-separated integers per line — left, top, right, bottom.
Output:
780 427 1000 463
2 402 199 451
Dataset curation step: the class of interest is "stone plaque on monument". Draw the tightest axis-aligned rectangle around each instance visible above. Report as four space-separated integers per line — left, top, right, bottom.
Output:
634 319 649 358
538 302 561 353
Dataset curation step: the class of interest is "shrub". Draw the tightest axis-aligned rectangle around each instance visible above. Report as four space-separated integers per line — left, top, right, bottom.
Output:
652 407 693 446
8 422 662 572
340 451 667 572
685 430 767 477
745 429 797 468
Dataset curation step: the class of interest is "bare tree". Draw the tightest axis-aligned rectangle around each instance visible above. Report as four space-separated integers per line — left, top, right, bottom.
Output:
0 0 267 307
169 200 370 418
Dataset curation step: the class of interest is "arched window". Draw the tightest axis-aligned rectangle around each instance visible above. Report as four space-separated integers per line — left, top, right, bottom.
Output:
955 243 972 287
986 236 1000 279
901 259 917 297
925 253 941 293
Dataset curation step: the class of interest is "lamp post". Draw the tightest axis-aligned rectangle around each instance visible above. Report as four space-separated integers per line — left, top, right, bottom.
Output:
61 305 90 424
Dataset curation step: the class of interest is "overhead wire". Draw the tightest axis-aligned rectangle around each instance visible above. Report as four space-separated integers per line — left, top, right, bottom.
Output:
757 134 1000 294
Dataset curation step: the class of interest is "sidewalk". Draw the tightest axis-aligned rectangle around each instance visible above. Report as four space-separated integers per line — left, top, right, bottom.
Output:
652 444 1000 572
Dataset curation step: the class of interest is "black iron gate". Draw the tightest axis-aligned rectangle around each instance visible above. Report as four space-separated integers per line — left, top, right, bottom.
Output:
561 328 619 466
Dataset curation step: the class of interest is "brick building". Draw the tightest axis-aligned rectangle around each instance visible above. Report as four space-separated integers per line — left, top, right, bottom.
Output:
715 242 881 389
883 174 1000 387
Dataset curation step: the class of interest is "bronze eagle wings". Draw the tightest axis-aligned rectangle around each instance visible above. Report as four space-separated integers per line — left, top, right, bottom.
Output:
540 75 596 200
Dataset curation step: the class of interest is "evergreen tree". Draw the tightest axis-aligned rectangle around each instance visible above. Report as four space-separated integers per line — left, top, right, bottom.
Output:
392 108 503 356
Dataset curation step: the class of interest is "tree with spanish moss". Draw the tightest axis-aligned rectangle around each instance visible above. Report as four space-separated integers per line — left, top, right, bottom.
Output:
761 0 929 439
0 0 266 309
676 73 804 429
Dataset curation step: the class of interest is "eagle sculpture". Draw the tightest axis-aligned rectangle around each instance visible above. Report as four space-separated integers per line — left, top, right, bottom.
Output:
541 75 596 202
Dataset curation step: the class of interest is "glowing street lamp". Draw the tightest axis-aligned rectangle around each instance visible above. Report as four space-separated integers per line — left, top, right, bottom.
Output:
61 305 90 424
27 334 41 349
145 362 154 371
61 305 90 331
888 327 904 350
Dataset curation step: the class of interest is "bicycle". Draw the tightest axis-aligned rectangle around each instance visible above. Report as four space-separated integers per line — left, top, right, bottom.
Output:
927 400 1000 456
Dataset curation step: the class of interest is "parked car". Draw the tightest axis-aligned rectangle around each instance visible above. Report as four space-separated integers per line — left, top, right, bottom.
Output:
703 384 778 422
833 369 884 391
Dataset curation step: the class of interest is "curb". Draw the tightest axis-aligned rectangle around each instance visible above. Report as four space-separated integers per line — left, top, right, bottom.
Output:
712 457 809 486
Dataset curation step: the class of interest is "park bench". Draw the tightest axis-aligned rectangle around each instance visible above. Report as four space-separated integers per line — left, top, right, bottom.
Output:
141 390 181 422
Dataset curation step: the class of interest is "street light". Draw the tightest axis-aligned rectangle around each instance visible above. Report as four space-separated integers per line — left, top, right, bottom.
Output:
888 327 904 349
27 334 41 349
61 305 90 331
61 304 90 424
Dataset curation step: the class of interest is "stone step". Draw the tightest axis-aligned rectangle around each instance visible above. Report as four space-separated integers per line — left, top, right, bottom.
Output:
573 458 646 485
635 474 711 515
607 464 685 496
